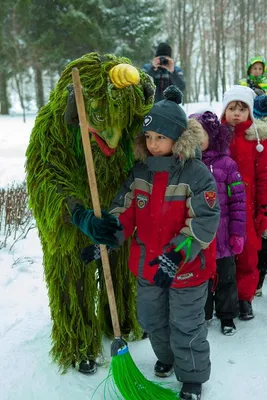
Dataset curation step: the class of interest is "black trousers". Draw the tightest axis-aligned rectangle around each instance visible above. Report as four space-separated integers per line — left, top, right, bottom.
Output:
205 256 239 320
257 238 267 289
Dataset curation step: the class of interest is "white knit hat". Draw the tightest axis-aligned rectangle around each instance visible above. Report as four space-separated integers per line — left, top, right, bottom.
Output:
220 85 255 121
220 85 264 152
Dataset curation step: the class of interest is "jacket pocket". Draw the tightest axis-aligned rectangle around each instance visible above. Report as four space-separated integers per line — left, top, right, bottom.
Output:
129 232 147 277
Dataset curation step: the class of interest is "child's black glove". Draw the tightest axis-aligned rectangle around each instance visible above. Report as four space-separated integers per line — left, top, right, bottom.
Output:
149 248 183 289
80 244 112 265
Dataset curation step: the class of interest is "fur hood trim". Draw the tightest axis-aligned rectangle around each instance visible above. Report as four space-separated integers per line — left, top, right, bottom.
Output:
134 119 204 161
245 118 267 141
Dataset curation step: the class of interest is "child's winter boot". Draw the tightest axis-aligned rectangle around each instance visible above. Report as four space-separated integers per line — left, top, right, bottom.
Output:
73 359 97 374
180 382 202 400
255 271 265 296
154 360 174 377
239 300 254 320
255 287 263 297
221 319 236 335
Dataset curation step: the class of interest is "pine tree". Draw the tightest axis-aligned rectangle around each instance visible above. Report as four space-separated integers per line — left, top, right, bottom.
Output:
103 0 165 66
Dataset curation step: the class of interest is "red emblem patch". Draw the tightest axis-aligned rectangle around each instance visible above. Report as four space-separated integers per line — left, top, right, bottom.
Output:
136 194 148 209
204 191 216 208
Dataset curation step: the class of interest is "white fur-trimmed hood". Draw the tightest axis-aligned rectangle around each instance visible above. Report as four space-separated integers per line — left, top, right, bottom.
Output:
245 118 267 141
134 119 204 161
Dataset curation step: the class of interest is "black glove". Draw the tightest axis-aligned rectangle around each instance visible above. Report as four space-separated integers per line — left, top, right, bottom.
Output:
72 204 123 247
80 244 112 265
149 248 183 289
64 84 79 129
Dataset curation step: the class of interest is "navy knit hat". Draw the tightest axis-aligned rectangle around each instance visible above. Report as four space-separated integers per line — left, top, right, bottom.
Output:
142 86 187 141
253 95 267 119
189 111 232 153
155 42 172 57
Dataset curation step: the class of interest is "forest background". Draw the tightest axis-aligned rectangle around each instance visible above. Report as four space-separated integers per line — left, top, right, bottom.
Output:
1 0 267 117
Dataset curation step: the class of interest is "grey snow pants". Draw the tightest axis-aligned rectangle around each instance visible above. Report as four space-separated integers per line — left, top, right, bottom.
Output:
136 278 210 384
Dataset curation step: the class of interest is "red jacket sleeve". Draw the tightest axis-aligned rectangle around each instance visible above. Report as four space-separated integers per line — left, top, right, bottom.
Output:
255 145 267 234
109 169 136 244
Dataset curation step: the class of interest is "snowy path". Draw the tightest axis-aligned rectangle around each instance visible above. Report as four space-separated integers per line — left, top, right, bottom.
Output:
1 111 267 400
1 233 267 400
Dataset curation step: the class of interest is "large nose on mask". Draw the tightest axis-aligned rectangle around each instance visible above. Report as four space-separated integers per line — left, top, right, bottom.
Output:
98 126 122 149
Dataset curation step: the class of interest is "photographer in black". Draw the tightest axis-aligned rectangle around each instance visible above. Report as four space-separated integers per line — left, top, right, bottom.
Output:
143 42 186 102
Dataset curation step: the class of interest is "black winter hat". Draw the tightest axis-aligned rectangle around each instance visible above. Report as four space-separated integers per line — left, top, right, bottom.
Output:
155 42 172 57
142 86 187 141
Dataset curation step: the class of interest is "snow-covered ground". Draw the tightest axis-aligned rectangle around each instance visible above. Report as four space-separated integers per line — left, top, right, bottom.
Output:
1 107 267 400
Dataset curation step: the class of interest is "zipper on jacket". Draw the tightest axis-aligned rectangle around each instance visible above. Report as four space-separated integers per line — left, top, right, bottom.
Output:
210 165 213 174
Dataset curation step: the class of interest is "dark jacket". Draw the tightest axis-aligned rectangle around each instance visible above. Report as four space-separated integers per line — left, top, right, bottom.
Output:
143 63 185 102
109 119 220 288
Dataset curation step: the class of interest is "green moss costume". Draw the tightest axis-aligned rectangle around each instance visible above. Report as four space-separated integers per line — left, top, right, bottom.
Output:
25 53 155 371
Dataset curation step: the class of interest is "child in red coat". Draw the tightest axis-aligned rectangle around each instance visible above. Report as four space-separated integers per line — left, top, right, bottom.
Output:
220 85 267 320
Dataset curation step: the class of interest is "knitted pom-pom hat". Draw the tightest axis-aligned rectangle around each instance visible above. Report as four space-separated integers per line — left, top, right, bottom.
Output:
142 85 187 141
189 111 231 153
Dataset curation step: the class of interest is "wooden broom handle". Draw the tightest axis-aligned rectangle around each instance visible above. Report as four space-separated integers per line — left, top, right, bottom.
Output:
72 68 121 338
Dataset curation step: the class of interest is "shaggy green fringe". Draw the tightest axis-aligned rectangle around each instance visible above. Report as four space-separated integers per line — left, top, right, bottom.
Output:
25 53 154 371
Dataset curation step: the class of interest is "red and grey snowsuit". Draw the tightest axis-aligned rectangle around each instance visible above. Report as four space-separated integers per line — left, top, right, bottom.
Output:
109 120 220 384
228 119 267 301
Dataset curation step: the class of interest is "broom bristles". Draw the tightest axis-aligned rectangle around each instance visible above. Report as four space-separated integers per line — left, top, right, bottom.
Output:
107 345 179 399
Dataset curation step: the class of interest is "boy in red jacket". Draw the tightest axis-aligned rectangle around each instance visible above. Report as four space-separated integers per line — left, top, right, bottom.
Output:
220 85 267 320
73 86 220 400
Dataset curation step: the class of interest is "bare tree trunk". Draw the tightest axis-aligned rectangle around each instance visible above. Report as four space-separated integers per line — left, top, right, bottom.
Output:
14 75 26 123
245 0 250 61
240 1 246 76
200 11 208 96
220 0 226 95
194 50 202 102
208 1 215 101
0 70 9 114
182 0 188 102
214 0 220 101
34 66 44 109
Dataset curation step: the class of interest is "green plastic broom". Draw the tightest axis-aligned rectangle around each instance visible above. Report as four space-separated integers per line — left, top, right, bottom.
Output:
72 67 178 400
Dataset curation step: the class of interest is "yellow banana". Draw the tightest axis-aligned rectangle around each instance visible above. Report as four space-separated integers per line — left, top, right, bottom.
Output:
109 64 140 88
118 67 128 86
109 65 125 89
124 64 140 85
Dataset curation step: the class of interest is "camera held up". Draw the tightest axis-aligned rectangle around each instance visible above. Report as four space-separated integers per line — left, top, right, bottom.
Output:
159 56 169 66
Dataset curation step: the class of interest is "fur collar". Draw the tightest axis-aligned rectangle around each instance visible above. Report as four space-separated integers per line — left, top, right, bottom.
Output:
245 118 267 141
134 119 204 161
